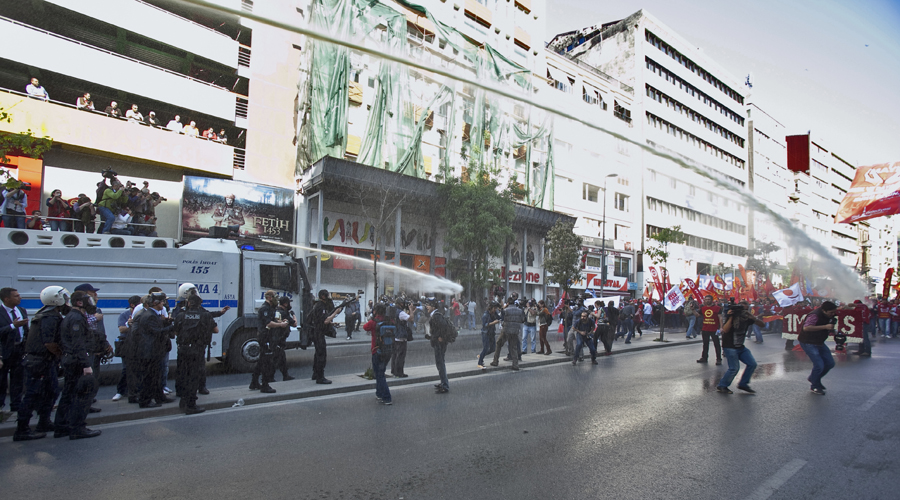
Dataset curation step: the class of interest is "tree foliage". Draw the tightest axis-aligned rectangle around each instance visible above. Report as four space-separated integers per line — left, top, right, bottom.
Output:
0 107 53 189
745 238 781 279
438 172 516 297
543 220 583 298
644 225 686 267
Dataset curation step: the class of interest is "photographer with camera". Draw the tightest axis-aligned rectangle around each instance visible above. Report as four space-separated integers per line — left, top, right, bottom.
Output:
45 189 72 231
716 299 763 395
97 177 127 234
2 182 29 229
799 301 839 395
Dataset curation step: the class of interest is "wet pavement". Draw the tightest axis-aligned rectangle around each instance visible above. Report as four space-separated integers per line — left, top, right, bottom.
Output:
0 323 700 436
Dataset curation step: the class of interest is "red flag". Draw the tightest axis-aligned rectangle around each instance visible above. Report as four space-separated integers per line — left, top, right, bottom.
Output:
649 266 665 301
662 267 672 292
643 285 651 300
551 290 567 316
705 280 716 297
835 161 900 223
684 278 704 302
883 268 894 298
764 279 776 297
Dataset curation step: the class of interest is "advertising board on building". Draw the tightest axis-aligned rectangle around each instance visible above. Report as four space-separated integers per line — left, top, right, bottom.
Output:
182 176 295 250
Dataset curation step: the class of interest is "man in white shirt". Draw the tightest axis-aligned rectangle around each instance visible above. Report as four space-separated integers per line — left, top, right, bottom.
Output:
125 104 144 124
166 115 183 133
467 300 477 330
25 78 48 100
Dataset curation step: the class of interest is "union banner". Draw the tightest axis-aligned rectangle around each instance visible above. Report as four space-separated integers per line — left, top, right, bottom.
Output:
835 161 900 223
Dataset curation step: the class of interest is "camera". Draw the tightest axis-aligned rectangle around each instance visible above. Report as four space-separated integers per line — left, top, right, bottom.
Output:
151 192 167 202
8 180 31 191
830 317 847 351
101 168 118 179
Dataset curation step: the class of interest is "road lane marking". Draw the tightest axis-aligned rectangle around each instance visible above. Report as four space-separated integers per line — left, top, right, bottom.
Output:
744 458 806 500
860 385 893 412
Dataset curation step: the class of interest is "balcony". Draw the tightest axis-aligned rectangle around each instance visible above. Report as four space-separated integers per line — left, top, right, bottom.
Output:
0 16 237 121
0 91 234 176
44 0 239 68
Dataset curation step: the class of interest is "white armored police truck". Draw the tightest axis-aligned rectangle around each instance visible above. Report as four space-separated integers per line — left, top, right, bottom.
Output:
0 228 313 372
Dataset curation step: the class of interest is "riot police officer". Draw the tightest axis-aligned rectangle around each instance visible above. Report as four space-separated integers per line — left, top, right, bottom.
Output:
249 290 286 393
174 294 215 414
309 289 344 385
14 286 67 441
273 296 296 381
53 291 101 439
173 283 229 396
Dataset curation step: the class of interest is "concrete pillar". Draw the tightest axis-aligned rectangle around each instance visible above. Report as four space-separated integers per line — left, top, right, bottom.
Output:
394 206 402 295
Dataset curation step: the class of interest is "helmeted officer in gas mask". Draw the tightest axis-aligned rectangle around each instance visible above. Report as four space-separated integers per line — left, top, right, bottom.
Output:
272 296 296 382
14 286 68 441
174 294 215 414
53 290 101 439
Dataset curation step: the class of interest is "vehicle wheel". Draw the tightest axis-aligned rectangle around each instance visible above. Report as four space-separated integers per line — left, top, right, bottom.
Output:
227 329 259 373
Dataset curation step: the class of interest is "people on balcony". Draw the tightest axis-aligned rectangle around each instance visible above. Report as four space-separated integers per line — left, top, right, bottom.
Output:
25 78 49 101
183 121 200 137
105 101 122 118
146 111 161 127
125 104 144 124
76 93 94 111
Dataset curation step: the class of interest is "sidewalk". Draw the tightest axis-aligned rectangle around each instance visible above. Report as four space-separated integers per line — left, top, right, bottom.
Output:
0 328 705 437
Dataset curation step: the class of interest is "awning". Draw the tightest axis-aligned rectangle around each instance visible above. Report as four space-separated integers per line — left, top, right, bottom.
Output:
547 65 570 84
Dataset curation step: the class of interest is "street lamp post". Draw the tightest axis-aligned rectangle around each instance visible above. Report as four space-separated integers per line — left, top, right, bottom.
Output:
600 173 618 302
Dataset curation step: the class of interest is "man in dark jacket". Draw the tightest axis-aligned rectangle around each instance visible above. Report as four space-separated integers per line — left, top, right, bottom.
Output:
426 300 452 392
135 293 175 408
799 301 838 395
273 296 296 381
53 291 101 439
716 300 764 395
1 287 28 416
572 310 598 365
309 289 344 385
14 286 67 441
174 294 215 414
492 297 524 371
249 290 286 393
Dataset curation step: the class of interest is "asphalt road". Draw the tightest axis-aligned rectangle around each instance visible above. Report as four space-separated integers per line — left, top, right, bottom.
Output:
5 337 900 500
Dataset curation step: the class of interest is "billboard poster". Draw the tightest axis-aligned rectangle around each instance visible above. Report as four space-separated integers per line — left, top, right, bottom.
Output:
835 161 900 223
182 176 295 250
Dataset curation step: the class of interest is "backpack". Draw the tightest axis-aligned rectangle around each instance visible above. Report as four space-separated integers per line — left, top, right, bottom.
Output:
375 320 396 361
438 313 458 343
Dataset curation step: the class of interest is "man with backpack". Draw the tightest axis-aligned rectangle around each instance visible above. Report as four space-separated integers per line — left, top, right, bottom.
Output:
425 300 456 393
390 300 414 378
364 304 393 405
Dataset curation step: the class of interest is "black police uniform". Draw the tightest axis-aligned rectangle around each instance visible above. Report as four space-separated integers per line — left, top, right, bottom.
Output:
273 304 295 381
310 300 332 383
174 305 213 412
250 301 277 391
172 300 225 396
15 305 63 439
135 308 174 407
54 309 100 438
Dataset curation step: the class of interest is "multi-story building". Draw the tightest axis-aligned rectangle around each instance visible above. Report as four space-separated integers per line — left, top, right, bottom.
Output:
0 0 304 239
786 133 896 295
548 10 751 291
746 100 790 282
541 46 640 298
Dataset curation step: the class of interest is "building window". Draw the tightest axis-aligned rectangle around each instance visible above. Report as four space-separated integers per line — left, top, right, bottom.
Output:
614 193 629 212
614 256 630 277
583 183 599 202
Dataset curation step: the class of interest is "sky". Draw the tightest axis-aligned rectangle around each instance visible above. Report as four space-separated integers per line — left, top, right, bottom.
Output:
546 0 900 168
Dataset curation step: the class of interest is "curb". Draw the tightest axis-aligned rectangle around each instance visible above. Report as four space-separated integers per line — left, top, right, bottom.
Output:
0 336 704 437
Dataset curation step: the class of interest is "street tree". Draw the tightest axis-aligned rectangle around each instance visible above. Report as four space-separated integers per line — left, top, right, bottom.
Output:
745 238 781 281
644 225 686 340
543 220 583 301
438 169 516 300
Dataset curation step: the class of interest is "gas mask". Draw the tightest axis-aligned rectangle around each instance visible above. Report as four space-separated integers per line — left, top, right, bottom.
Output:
82 296 98 315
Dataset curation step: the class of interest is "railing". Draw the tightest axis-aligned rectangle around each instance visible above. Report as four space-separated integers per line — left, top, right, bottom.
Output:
1 86 235 147
238 45 252 67
235 96 249 119
0 15 230 92
548 46 634 95
233 148 246 170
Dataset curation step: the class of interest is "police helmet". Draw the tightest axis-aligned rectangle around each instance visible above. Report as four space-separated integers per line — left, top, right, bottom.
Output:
178 283 198 300
40 286 70 306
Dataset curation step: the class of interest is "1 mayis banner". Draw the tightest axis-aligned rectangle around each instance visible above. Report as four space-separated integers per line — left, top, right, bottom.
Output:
835 161 900 223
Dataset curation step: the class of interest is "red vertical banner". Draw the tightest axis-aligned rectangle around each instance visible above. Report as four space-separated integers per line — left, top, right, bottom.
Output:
684 278 704 302
883 268 894 298
649 266 664 300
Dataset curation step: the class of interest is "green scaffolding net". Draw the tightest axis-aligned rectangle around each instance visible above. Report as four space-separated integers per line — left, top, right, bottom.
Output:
295 0 555 210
